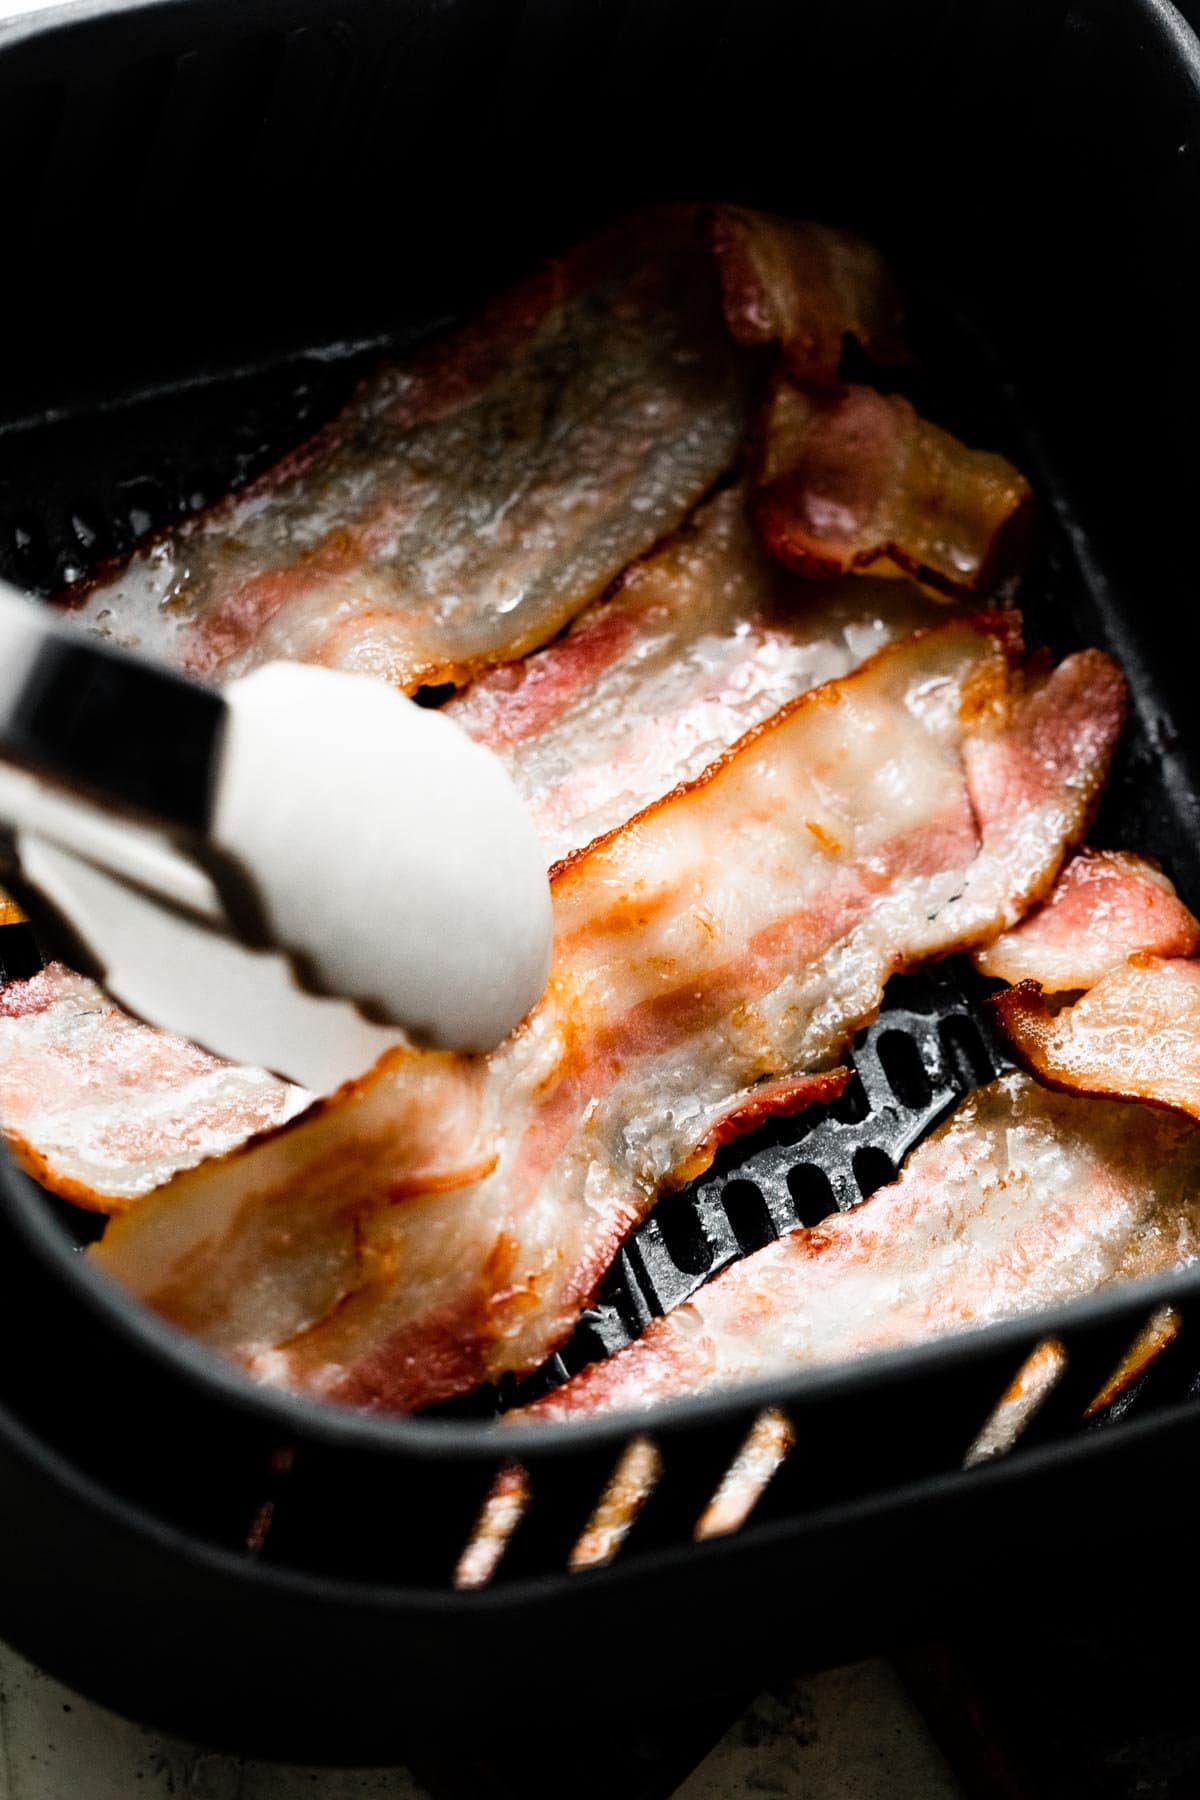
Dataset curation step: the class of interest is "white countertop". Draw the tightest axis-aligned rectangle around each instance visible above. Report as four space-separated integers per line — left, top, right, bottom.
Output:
1 1637 963 1799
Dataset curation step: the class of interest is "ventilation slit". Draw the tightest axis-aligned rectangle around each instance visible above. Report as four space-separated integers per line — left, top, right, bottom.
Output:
786 1162 837 1228
852 1145 896 1199
723 1179 775 1254
878 1029 933 1110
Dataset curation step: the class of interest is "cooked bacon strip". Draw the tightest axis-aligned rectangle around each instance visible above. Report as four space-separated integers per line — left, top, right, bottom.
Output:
976 850 1200 991
756 380 1033 598
997 957 1200 1120
62 214 750 689
518 1072 1200 1423
92 619 1124 1411
445 484 953 862
0 963 309 1210
710 207 907 386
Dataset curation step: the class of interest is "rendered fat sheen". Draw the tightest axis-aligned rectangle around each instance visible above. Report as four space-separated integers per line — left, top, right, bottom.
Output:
520 856 1200 1423
91 618 1126 1412
977 850 1200 992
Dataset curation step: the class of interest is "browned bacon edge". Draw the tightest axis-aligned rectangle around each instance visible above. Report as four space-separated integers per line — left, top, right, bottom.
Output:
666 1069 852 1191
91 614 1127 1414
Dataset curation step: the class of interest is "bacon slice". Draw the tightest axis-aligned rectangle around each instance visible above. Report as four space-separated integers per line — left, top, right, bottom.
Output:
91 620 1124 1411
62 214 750 689
0 963 309 1210
518 1072 1200 1423
710 207 907 386
756 381 1033 598
976 850 1200 992
996 957 1200 1121
445 484 953 863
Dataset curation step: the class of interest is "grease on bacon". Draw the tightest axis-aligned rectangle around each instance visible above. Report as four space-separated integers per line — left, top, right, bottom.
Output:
986 849 1200 1120
976 850 1200 992
92 618 1125 1412
997 958 1200 1122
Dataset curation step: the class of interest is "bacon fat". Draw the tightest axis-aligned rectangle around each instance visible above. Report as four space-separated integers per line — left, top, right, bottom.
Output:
997 958 1200 1121
3 490 952 1202
710 206 907 386
976 849 1200 992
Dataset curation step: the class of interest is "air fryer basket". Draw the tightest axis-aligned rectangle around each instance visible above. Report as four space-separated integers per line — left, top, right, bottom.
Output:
3 0 1200 1761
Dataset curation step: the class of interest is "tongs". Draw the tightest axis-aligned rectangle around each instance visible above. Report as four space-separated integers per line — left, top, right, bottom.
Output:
0 583 552 1092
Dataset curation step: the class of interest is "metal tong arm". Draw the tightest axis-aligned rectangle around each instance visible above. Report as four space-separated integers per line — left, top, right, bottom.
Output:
0 582 232 927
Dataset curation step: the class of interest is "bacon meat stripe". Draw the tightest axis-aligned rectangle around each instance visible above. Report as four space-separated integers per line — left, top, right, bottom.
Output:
0 963 308 1210
756 379 1033 598
91 618 1125 1411
446 483 953 864
521 850 1200 1423
518 1071 1200 1424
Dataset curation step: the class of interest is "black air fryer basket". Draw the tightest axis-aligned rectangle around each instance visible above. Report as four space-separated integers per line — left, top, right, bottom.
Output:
3 0 1200 1761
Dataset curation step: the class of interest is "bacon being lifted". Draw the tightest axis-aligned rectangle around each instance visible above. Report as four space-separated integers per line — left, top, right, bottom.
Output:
710 206 907 386
976 850 1200 991
446 484 952 863
519 1072 1200 1424
756 381 1033 597
62 214 751 689
92 619 1124 1411
0 964 308 1210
